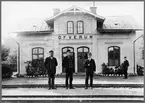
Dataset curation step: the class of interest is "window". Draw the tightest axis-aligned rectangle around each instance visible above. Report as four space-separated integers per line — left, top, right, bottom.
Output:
67 21 74 34
32 47 44 60
108 46 120 66
77 21 84 34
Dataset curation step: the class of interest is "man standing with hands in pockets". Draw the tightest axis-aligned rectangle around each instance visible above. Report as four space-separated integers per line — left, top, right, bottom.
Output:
84 52 96 89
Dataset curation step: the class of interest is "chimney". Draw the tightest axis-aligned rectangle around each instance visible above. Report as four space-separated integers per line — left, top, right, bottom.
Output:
53 8 60 15
90 7 97 14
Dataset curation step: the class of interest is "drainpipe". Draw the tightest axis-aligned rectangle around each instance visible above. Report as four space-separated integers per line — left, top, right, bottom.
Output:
133 35 144 74
9 34 21 77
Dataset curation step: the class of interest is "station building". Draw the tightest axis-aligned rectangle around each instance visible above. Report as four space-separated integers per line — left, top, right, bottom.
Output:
14 6 141 75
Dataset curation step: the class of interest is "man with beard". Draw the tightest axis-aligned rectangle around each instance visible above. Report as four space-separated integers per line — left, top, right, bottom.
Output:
84 52 96 89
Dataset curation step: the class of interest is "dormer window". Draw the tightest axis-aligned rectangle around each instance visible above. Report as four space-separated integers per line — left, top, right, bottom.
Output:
77 21 84 34
67 21 74 34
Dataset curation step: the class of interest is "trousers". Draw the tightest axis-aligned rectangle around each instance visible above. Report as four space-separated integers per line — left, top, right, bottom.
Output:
65 72 73 88
124 69 128 78
48 73 55 88
85 71 94 87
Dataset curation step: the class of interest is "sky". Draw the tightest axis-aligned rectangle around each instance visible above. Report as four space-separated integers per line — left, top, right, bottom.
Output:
2 1 144 44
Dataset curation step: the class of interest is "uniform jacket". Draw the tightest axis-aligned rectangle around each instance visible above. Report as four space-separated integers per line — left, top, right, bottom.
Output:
62 56 75 73
84 58 96 73
44 57 58 74
123 60 129 70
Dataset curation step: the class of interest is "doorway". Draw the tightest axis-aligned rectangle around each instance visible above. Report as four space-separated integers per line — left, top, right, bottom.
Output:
62 47 75 73
77 46 90 72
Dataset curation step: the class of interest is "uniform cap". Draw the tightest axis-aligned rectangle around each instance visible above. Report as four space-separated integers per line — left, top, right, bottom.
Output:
66 49 71 52
49 50 54 53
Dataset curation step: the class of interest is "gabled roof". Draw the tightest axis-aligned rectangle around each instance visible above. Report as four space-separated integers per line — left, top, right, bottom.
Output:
103 16 140 29
98 16 142 33
45 5 105 22
16 18 51 32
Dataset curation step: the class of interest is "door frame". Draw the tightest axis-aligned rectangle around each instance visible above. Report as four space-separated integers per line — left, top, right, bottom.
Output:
62 46 75 73
77 46 90 73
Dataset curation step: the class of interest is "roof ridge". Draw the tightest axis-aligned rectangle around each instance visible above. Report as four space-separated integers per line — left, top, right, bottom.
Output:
45 5 105 21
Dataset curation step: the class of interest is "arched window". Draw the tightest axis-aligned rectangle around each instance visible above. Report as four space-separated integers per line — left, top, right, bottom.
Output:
77 21 84 34
108 46 120 66
67 21 74 34
32 47 44 60
62 47 74 58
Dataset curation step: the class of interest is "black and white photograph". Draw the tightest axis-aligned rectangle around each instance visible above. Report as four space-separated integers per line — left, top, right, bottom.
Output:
1 1 144 102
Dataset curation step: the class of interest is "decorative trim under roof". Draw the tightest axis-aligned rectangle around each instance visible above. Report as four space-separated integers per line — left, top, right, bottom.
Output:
45 5 105 22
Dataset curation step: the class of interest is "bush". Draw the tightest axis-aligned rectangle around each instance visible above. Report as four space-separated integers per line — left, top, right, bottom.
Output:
101 63 108 74
114 63 124 76
137 65 144 76
9 64 17 72
101 63 125 76
101 63 114 75
2 64 13 78
25 60 47 77
26 61 34 76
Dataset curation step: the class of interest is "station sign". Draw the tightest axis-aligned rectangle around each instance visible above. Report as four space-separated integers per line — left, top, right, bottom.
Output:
58 35 93 40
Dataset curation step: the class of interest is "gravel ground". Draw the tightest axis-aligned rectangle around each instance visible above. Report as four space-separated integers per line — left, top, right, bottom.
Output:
2 76 144 85
2 88 144 96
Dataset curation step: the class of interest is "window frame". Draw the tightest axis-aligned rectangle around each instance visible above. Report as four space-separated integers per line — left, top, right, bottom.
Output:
62 46 74 53
108 46 120 66
77 46 89 53
67 21 74 34
77 21 84 34
32 47 44 60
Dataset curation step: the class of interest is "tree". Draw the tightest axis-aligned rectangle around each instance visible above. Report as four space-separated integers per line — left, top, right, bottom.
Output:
140 35 144 60
8 49 17 64
141 43 144 60
1 45 13 78
142 49 144 59
1 45 10 61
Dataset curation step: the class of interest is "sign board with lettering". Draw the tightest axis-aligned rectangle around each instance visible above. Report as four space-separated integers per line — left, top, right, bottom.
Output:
58 35 93 40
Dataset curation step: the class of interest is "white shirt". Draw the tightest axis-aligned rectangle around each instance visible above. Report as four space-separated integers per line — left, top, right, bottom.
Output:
50 57 53 59
88 57 92 61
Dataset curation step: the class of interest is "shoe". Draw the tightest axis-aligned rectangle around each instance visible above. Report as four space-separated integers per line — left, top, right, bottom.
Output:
48 87 51 90
66 87 68 89
91 87 93 89
123 77 127 79
69 87 75 89
52 87 57 89
84 87 88 89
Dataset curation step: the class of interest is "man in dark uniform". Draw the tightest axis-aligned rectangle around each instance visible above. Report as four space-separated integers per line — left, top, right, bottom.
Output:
123 56 129 79
62 49 75 89
84 52 96 89
44 50 58 89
